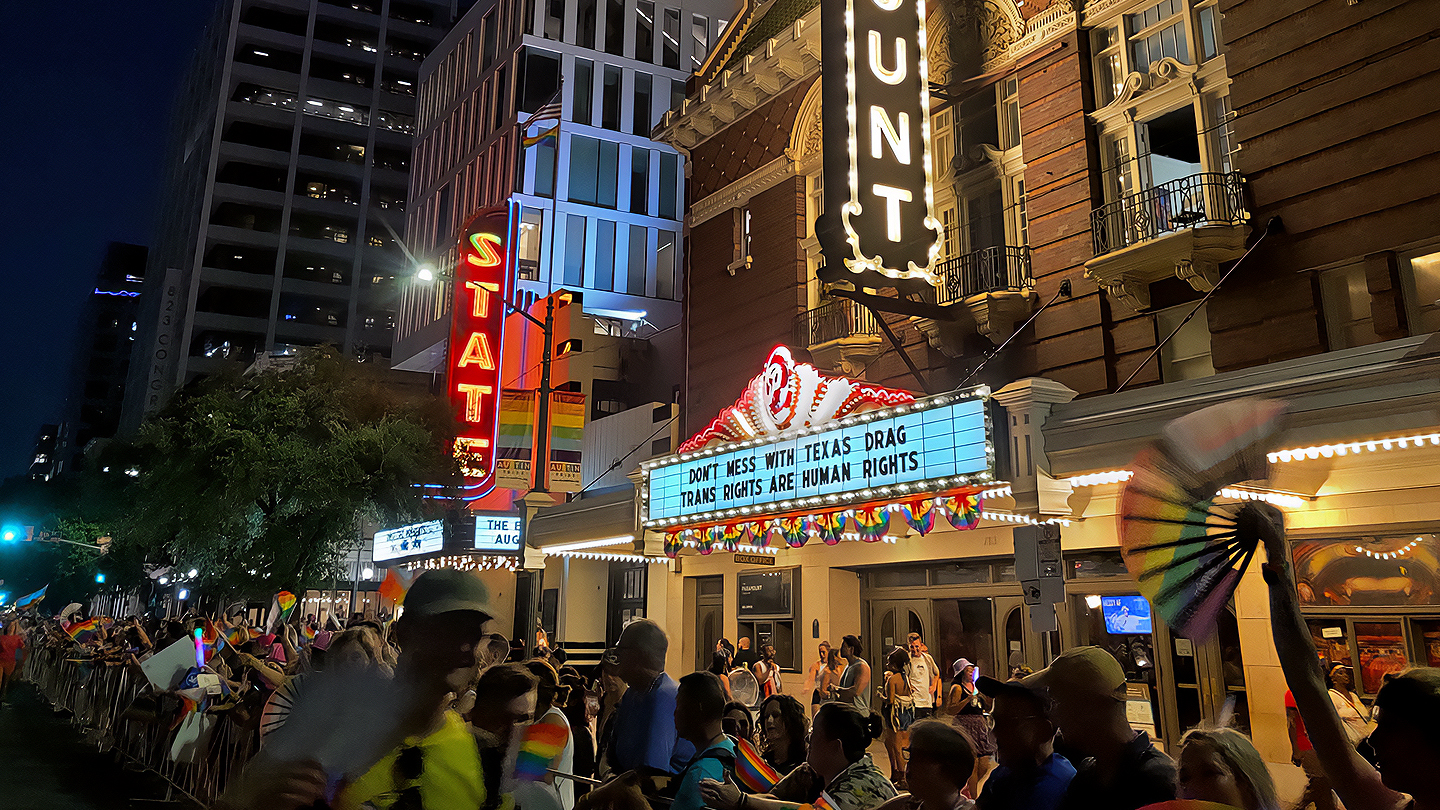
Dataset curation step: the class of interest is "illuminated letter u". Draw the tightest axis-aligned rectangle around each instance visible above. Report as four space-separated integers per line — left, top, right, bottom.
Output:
868 31 906 85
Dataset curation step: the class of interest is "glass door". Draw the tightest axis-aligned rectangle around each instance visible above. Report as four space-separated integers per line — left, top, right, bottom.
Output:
869 599 932 683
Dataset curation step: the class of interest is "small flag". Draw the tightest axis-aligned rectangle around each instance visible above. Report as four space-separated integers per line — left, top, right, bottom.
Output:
520 99 562 129
513 719 570 781
66 617 103 642
522 123 558 149
301 624 317 645
200 619 226 662
266 591 297 632
810 792 841 810
378 568 420 605
733 737 781 792
14 585 47 610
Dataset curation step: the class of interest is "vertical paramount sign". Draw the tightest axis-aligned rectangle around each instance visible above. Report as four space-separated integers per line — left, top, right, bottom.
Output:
819 0 943 288
448 208 512 494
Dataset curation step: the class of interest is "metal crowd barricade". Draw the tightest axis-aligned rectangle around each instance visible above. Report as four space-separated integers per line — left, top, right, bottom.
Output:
22 639 260 807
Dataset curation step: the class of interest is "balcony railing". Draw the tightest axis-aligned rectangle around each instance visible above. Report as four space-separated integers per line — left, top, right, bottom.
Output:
794 299 880 347
936 245 1033 305
1091 171 1245 256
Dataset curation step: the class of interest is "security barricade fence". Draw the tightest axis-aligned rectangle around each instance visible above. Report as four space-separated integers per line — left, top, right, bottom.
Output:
21 635 259 807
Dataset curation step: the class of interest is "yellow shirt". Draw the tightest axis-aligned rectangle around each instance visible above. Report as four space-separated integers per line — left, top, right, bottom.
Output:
338 710 486 810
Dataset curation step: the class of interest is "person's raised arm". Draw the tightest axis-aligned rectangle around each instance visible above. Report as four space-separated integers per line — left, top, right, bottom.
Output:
1254 504 1405 810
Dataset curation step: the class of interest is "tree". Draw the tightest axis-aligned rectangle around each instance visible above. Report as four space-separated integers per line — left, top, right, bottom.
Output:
114 349 456 599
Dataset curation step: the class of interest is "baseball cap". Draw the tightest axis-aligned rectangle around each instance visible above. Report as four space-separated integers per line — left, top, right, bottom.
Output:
402 570 494 620
1013 646 1127 702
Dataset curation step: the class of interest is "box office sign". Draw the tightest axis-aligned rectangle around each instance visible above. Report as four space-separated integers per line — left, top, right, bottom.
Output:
819 0 943 288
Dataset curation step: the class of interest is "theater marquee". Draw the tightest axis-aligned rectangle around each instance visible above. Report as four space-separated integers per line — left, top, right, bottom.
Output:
819 0 943 287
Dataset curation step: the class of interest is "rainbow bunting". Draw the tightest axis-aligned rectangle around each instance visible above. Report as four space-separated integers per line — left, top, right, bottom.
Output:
853 507 890 542
700 525 721 555
721 524 743 553
513 719 570 781
733 736 781 792
941 494 982 530
780 517 807 548
664 532 683 558
902 499 937 536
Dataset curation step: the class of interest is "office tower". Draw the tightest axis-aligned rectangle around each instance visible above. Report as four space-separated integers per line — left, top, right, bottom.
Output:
124 0 471 432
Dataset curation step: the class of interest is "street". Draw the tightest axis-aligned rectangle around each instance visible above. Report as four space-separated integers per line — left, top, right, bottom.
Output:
0 682 195 809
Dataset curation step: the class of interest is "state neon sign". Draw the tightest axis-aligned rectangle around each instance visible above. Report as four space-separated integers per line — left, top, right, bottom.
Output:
819 0 942 287
447 208 511 493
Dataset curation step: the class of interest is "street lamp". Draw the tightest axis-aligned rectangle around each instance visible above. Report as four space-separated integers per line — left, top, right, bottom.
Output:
416 265 435 282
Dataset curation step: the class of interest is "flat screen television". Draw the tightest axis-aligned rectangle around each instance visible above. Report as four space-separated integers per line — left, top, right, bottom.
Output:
1101 595 1153 634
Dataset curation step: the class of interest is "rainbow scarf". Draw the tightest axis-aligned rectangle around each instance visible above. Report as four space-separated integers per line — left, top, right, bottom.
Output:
733 737 781 793
513 719 570 781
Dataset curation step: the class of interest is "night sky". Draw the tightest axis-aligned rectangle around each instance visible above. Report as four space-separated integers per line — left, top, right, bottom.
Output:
0 2 216 476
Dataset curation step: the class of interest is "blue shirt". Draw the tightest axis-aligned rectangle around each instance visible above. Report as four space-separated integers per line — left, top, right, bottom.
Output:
976 752 1076 810
611 673 697 774
671 737 736 810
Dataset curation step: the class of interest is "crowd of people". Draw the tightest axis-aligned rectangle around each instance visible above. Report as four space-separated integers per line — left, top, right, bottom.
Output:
4 504 1440 810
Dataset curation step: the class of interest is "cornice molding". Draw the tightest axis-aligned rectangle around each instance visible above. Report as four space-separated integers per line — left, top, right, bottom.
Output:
689 155 798 227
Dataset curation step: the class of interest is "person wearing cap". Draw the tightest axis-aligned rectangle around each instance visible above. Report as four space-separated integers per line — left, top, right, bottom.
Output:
973 675 1074 810
609 618 696 774
220 568 497 810
1018 646 1176 810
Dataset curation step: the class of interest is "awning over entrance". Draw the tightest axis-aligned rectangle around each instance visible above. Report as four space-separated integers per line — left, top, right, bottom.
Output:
1044 335 1440 477
526 488 637 550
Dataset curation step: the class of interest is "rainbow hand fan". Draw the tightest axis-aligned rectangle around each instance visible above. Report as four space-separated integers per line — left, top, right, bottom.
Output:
1119 399 1287 641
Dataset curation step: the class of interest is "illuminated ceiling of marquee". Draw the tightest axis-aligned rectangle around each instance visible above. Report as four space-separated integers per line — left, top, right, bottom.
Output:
678 345 916 452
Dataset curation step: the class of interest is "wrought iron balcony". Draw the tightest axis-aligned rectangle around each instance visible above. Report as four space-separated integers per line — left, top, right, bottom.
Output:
936 245 1033 305
794 298 881 348
1091 171 1246 256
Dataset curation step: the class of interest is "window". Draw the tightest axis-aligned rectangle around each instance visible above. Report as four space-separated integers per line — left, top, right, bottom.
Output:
806 172 824 237
1000 77 1021 150
601 66 622 130
564 214 587 286
1104 134 1133 204
573 58 594 125
656 231 677 298
671 79 686 113
737 207 752 259
518 207 545 269
691 14 709 69
1092 25 1124 107
932 108 954 179
494 66 509 131
1209 94 1237 174
1156 302 1215 381
544 0 564 40
535 139 556 197
635 0 655 63
605 0 625 55
658 152 679 218
482 11 498 68
1319 262 1379 350
630 146 650 214
577 0 597 48
1127 0 1189 74
1401 248 1440 335
594 220 617 290
568 135 619 208
628 225 649 294
1197 0 1221 61
1013 177 1029 246
941 205 958 259
517 47 561 114
662 8 681 69
633 73 653 135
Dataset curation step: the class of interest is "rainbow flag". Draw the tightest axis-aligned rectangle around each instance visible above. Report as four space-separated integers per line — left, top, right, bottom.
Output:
267 590 297 632
853 507 889 542
522 123 558 149
809 792 840 810
378 568 420 605
301 624 317 644
224 626 260 647
734 737 781 793
200 619 226 662
513 719 570 781
66 617 103 642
